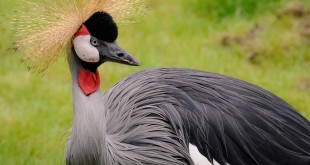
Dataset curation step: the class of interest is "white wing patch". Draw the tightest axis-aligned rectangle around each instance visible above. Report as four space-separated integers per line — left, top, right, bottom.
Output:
73 35 100 63
189 143 221 165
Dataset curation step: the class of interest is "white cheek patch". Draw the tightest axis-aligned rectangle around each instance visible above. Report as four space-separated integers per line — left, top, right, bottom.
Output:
73 35 100 63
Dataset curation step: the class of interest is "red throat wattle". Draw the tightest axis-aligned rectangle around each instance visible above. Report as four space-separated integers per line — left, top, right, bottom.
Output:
78 68 100 96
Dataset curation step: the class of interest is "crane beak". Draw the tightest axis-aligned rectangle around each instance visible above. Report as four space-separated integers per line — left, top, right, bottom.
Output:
98 41 140 66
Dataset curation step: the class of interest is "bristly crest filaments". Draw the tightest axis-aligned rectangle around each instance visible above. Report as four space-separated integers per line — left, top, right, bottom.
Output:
13 0 146 73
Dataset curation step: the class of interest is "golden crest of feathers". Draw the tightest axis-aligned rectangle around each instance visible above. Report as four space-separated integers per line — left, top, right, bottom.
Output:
14 0 146 73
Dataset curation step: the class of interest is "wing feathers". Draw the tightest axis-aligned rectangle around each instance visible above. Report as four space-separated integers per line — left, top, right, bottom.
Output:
104 68 310 165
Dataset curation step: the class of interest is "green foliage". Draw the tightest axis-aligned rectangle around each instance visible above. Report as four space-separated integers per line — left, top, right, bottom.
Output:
187 0 283 19
1 0 310 164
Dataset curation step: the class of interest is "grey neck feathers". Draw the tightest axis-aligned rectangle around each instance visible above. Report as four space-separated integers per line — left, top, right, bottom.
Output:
66 50 107 165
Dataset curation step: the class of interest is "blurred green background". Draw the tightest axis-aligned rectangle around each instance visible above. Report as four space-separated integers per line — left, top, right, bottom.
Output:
1 0 310 164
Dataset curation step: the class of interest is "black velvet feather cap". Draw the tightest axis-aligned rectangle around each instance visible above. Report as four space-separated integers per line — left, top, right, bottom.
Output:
84 12 118 43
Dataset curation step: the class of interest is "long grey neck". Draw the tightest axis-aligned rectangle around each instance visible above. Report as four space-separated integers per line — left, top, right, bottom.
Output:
66 50 107 165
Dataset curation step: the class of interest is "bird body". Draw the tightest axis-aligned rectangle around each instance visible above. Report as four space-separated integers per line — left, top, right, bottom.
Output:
66 50 310 165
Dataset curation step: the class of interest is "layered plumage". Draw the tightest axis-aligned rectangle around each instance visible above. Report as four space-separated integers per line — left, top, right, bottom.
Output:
103 68 310 165
67 51 310 164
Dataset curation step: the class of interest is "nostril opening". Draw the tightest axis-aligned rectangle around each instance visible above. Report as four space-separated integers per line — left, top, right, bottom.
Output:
116 53 125 58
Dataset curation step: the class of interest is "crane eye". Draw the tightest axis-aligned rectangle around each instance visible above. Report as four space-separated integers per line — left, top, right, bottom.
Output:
90 37 100 46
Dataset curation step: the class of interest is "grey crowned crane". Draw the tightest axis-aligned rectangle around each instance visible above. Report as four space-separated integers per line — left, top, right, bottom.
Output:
13 0 310 165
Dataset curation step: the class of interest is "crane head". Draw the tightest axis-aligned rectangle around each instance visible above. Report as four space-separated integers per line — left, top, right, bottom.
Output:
72 12 140 72
71 12 140 96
